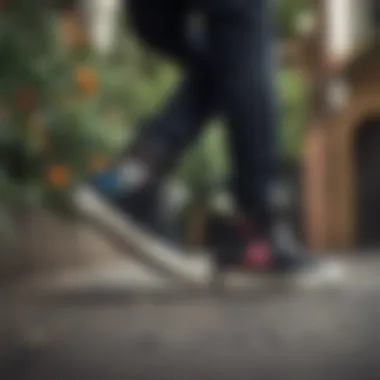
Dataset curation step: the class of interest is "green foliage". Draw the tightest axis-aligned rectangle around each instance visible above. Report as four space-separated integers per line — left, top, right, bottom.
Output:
278 69 308 160
96 32 179 144
0 3 109 210
275 0 310 38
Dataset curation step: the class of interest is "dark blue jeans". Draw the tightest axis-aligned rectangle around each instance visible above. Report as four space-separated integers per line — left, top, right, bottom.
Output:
127 0 279 231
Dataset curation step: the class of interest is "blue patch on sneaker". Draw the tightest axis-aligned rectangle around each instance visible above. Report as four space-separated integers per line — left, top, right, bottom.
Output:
92 168 121 197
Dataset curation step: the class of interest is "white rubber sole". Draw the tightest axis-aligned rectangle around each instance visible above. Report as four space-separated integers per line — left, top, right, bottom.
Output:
72 186 213 287
72 186 349 292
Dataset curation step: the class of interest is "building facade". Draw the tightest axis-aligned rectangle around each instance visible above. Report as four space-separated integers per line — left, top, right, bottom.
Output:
303 0 380 250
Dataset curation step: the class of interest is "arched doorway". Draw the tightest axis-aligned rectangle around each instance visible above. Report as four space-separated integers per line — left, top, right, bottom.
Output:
354 116 380 248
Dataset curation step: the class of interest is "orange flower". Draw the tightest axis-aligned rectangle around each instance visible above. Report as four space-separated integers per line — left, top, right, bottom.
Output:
16 88 37 111
46 164 71 188
90 154 109 172
75 66 98 95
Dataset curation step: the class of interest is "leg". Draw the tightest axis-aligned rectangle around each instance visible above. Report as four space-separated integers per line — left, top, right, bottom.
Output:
201 0 278 230
93 0 215 233
199 0 309 271
123 0 215 178
127 0 195 64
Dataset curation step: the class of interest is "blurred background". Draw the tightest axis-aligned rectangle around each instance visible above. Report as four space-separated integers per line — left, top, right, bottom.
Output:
2 0 380 283
3 2 380 379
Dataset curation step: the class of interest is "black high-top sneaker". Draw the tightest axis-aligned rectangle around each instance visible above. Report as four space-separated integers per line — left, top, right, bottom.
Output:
206 214 311 274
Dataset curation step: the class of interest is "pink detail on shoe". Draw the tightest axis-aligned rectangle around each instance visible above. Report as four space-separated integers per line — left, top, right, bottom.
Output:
243 241 271 269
